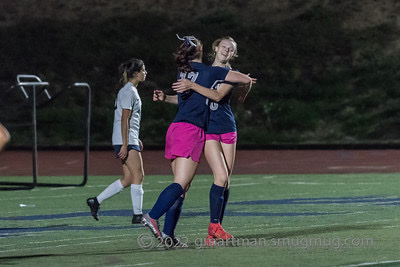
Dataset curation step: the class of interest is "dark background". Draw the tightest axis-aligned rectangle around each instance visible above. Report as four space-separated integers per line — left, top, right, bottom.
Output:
1 0 399 148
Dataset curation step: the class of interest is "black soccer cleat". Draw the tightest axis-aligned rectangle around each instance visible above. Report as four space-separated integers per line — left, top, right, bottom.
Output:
162 233 184 249
132 214 143 224
86 197 100 221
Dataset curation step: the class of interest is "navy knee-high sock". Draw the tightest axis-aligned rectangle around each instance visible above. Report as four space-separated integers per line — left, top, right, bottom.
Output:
149 183 184 220
219 188 230 224
209 183 225 223
163 196 184 236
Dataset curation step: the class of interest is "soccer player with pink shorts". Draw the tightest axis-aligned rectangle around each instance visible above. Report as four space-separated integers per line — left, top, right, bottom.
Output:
141 34 254 246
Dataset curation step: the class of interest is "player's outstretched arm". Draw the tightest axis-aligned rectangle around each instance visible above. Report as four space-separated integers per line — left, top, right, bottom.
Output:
172 69 255 103
226 70 257 85
153 90 178 104
172 80 233 102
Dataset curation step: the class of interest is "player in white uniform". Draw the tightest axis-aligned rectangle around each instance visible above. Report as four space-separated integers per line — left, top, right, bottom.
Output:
87 58 146 224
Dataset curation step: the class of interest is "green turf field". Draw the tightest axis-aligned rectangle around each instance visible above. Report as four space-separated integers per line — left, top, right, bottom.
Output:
0 173 399 266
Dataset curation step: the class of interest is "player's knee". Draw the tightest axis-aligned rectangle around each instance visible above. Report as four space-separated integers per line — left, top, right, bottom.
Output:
214 175 228 187
120 176 133 187
134 174 144 184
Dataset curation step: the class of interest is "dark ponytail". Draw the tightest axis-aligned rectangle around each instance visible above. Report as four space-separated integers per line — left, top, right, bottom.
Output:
118 58 144 85
174 37 202 73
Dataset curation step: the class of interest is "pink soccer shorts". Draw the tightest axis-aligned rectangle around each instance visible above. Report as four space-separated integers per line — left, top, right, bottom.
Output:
206 132 237 144
165 122 206 163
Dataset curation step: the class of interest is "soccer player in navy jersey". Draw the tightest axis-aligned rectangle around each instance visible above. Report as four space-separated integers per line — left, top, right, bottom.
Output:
157 37 254 245
141 35 254 246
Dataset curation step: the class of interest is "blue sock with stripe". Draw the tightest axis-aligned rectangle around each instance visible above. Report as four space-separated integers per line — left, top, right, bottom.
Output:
149 183 184 220
209 183 225 223
162 196 184 236
219 188 230 224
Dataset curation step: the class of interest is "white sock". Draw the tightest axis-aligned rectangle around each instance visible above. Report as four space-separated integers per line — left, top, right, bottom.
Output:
97 179 124 204
131 184 144 215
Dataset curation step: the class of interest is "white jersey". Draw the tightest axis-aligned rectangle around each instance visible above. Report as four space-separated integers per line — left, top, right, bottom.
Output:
112 82 141 146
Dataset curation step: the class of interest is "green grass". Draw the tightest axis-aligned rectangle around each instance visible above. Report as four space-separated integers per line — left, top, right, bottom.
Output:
0 173 399 266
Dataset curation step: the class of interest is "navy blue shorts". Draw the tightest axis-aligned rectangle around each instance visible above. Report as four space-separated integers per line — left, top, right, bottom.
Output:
113 145 141 158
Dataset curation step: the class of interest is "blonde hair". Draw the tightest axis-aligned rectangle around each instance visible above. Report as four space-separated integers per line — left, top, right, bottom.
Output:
122 70 128 84
210 36 238 60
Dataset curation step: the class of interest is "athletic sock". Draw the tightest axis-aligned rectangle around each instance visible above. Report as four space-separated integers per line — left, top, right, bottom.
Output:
131 184 144 215
209 183 225 223
219 188 230 224
97 179 124 204
149 183 184 220
163 196 184 236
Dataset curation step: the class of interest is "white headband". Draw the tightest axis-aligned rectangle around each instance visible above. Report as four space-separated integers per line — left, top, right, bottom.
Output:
176 34 197 47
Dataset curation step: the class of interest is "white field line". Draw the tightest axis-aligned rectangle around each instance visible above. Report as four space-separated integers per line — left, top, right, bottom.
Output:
0 240 113 253
0 193 88 201
230 183 258 187
328 166 391 170
272 182 347 185
156 178 211 184
50 187 78 190
382 225 400 228
27 234 133 245
111 264 155 267
190 183 259 190
0 233 135 254
262 176 276 179
271 182 383 186
155 177 257 184
353 218 400 224
356 183 383 185
231 177 258 180
339 259 400 267
85 182 154 188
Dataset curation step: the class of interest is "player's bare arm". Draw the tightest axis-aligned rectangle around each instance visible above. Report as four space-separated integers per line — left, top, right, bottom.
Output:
153 90 178 104
172 79 233 102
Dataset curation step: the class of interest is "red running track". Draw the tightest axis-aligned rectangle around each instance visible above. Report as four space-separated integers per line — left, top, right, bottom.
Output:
1 149 400 176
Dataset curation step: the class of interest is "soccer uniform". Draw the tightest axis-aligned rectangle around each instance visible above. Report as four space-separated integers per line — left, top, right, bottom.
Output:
87 81 144 222
206 69 237 144
112 81 141 149
165 62 229 162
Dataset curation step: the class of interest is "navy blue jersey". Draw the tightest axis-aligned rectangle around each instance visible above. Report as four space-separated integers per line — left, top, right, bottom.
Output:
206 73 237 134
173 62 229 130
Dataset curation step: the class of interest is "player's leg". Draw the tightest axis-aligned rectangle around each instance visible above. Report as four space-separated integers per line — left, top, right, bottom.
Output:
204 140 232 240
171 157 198 188
219 141 236 223
96 158 134 202
123 149 144 223
205 140 229 223
142 157 197 239
86 165 129 221
86 146 135 221
205 140 229 187
142 122 202 238
162 158 192 247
